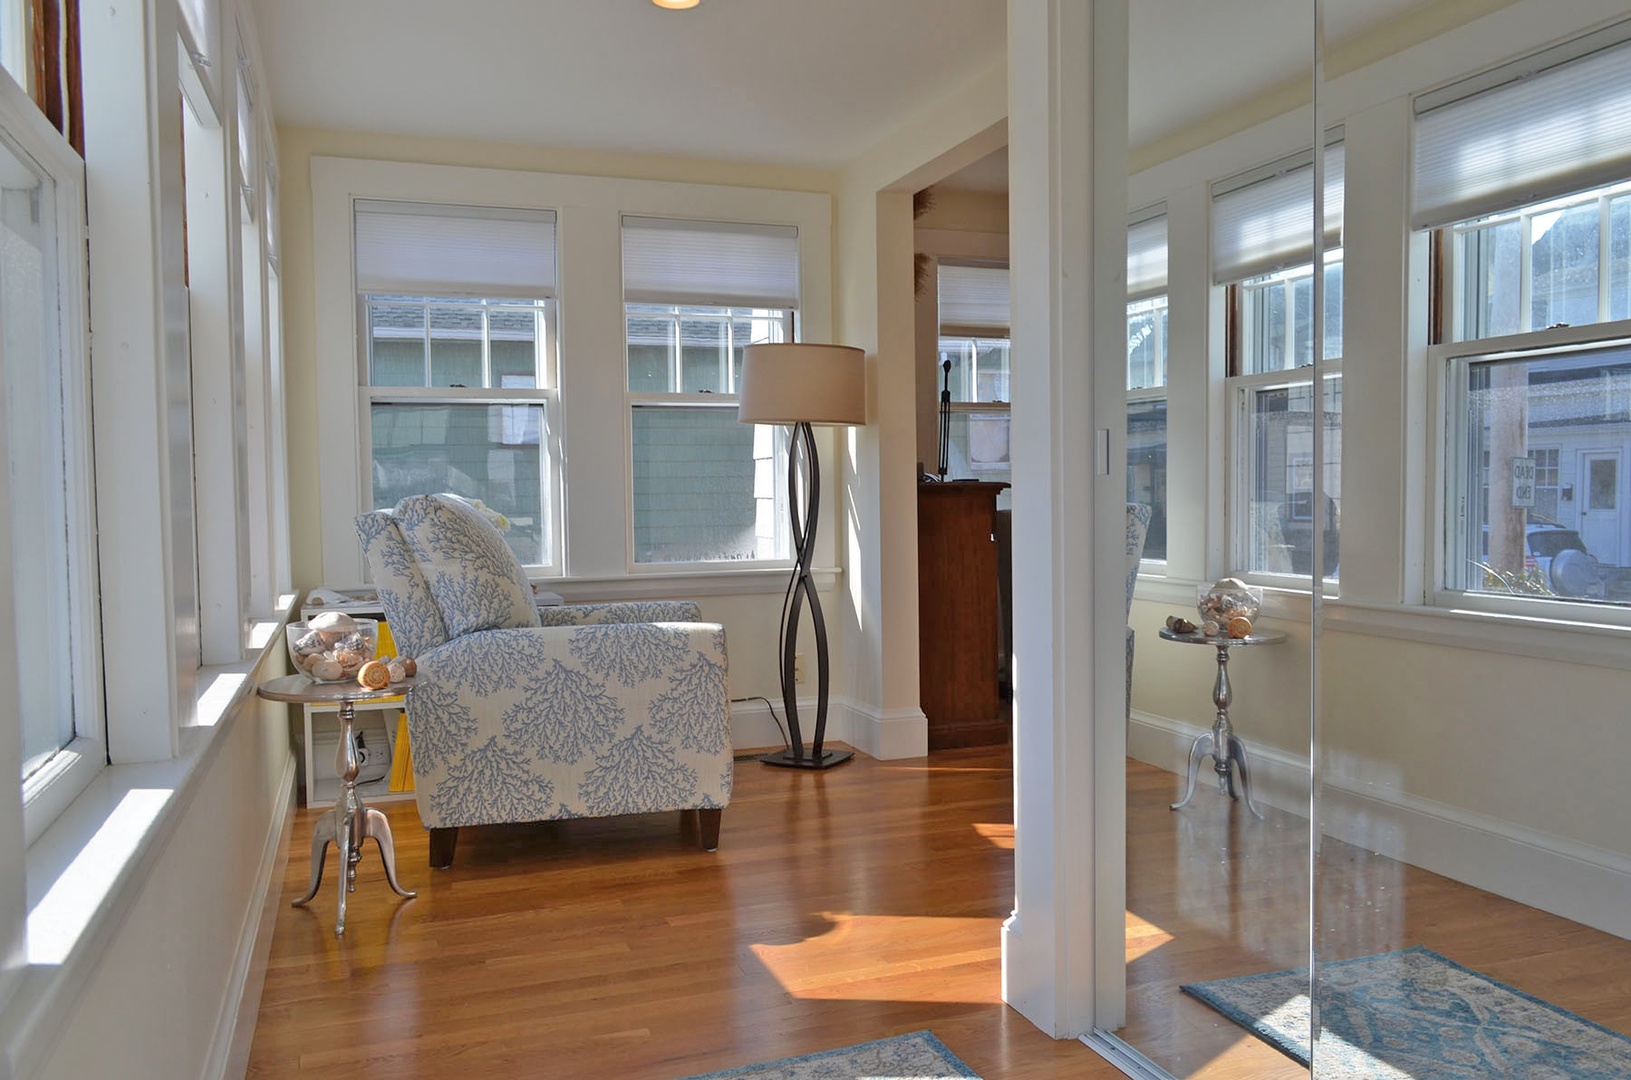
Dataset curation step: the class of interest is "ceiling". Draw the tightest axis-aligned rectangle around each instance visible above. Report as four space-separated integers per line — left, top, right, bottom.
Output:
253 0 1442 175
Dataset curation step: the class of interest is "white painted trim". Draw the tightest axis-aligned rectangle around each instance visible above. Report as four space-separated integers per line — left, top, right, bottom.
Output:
727 694 924 761
842 701 929 761
1129 710 1631 939
543 566 838 603
209 756 296 1080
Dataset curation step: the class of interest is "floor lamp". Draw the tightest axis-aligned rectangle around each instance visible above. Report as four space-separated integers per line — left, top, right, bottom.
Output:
738 343 866 769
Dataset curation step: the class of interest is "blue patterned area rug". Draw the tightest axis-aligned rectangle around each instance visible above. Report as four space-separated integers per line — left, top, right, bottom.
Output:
1181 945 1631 1078
675 1030 980 1080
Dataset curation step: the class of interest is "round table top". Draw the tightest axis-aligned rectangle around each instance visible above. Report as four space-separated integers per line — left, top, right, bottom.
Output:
256 672 416 705
1157 626 1287 648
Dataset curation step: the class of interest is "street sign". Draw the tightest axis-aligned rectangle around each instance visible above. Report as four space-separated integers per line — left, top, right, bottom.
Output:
1511 456 1536 509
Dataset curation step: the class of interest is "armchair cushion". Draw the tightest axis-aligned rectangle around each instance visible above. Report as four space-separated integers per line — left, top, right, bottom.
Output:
393 493 541 637
537 600 703 627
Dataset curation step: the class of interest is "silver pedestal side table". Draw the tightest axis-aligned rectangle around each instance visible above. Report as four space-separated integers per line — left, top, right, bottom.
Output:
1158 626 1286 820
258 673 418 935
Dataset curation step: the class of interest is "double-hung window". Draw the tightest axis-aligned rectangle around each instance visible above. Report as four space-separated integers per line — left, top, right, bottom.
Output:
0 69 100 842
936 261 1011 486
621 216 797 566
355 200 562 572
1421 20 1631 610
1127 206 1168 562
1214 140 1345 582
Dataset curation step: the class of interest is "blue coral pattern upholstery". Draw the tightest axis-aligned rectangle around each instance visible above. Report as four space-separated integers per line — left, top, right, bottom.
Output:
393 493 541 637
356 510 450 658
1126 503 1152 721
357 505 732 835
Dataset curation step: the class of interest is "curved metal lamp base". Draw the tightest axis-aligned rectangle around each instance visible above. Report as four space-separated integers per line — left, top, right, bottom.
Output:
759 747 854 770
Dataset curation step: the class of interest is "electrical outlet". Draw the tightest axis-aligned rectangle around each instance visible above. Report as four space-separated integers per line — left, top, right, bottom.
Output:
794 652 806 684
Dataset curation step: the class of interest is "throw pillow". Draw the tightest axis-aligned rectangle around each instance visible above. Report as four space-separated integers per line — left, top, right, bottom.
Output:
393 493 541 637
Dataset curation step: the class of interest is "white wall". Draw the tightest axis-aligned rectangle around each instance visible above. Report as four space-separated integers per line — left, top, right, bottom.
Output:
35 667 294 1079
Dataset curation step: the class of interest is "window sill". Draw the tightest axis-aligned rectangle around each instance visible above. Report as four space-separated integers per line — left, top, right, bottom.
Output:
539 565 839 601
0 602 294 1077
1133 577 1631 672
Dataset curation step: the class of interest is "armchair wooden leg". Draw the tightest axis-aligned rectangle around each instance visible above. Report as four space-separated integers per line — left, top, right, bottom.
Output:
698 808 722 852
429 827 459 869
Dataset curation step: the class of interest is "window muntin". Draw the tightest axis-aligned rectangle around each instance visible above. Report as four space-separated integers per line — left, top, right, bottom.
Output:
1239 253 1344 374
624 303 792 567
620 216 800 568
1127 295 1168 391
1229 257 1344 581
937 336 1010 404
364 295 558 570
1452 180 1631 342
1443 339 1631 608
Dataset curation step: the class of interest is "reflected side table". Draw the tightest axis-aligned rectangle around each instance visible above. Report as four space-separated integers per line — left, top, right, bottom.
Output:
258 673 418 935
1157 627 1286 820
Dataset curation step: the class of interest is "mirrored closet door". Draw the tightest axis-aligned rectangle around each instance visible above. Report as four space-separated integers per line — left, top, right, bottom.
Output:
1103 0 1631 1077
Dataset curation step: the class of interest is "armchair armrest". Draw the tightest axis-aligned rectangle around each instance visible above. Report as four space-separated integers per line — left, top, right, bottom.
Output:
536 600 703 627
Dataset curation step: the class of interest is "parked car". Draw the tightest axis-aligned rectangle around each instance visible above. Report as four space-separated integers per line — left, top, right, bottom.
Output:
1525 522 1604 598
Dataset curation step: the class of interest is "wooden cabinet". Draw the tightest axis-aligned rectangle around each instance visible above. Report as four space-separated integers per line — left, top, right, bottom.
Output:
918 481 1009 749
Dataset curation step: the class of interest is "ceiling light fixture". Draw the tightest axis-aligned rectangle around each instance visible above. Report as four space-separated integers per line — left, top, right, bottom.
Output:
651 0 700 8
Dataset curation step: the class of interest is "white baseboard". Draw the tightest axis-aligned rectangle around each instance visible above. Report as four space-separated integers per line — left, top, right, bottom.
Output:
208 756 297 1080
1129 710 1631 939
843 701 928 760
729 696 927 760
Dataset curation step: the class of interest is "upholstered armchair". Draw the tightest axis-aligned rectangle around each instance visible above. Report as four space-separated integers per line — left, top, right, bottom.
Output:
356 494 732 868
1126 503 1152 720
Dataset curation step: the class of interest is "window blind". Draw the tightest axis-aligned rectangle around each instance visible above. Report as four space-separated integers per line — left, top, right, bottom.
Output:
1211 141 1345 286
355 200 559 299
1127 206 1168 300
938 262 1010 336
1412 21 1631 230
621 216 799 309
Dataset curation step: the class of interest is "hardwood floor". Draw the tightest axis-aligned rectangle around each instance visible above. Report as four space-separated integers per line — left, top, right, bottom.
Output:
246 745 1111 1079
248 750 1631 1079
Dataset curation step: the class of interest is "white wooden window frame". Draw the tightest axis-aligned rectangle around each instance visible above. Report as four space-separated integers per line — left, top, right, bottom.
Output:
310 156 833 586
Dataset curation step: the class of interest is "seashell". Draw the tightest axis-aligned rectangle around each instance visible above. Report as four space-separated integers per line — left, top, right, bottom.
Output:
294 630 325 655
357 660 390 690
1227 616 1253 639
310 658 344 681
1202 620 1220 637
401 657 417 678
1166 615 1198 635
386 658 408 684
334 647 368 670
309 610 356 634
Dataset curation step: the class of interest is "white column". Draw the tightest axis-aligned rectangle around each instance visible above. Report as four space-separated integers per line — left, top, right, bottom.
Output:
1003 0 1129 1037
82 0 194 757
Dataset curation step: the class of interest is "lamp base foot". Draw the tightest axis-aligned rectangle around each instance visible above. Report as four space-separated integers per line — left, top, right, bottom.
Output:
759 748 854 770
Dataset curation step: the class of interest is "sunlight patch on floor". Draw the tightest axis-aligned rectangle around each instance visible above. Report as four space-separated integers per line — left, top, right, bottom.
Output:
972 822 1013 849
752 912 1001 1003
1125 910 1173 962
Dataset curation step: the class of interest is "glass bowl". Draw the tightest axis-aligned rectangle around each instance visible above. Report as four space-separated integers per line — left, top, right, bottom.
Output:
1196 579 1262 629
286 617 378 683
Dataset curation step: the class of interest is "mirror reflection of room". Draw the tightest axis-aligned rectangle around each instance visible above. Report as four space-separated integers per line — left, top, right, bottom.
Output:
1106 1 1631 1078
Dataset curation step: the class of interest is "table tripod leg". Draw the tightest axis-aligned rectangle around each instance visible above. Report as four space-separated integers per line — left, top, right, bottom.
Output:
1171 731 1216 811
333 816 352 936
292 812 336 907
364 806 417 899
1227 734 1265 820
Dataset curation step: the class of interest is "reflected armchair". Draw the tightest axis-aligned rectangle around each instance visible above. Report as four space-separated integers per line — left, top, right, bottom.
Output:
1126 503 1152 720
